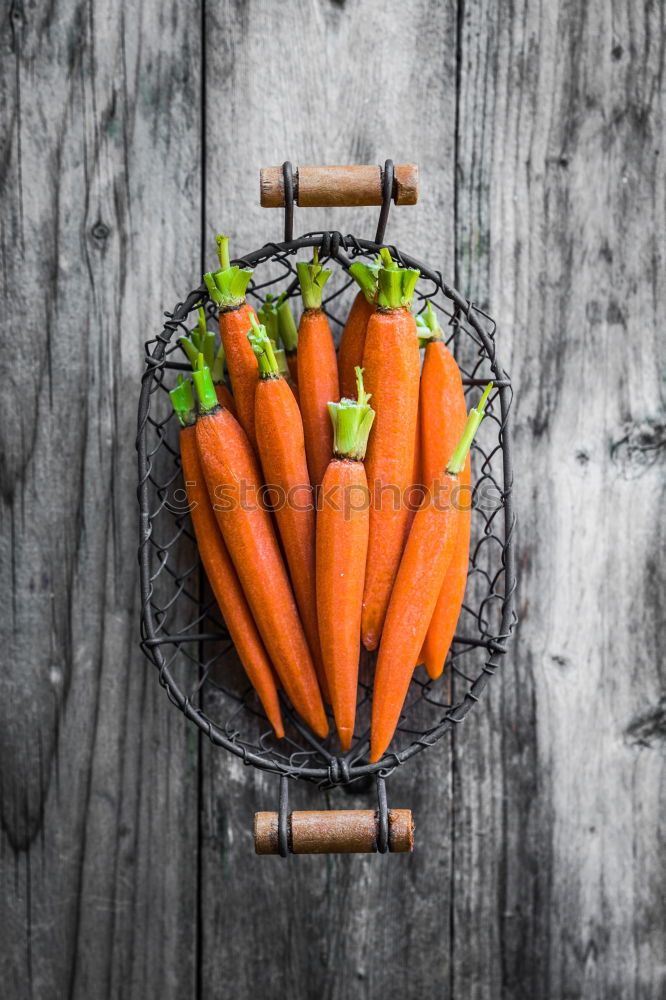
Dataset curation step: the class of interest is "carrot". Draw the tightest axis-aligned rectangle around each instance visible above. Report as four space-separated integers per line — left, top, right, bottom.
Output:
337 259 379 398
416 303 471 678
360 249 421 651
179 306 237 415
296 249 340 487
204 234 258 447
191 357 328 739
420 462 471 676
317 367 374 750
169 377 284 738
247 317 326 696
277 294 299 386
405 399 422 543
213 379 236 412
370 384 492 762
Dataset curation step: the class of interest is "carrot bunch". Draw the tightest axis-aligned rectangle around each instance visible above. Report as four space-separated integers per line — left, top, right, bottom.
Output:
168 236 490 760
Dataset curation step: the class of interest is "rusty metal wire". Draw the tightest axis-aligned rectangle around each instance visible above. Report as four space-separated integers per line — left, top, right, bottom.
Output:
136 232 516 788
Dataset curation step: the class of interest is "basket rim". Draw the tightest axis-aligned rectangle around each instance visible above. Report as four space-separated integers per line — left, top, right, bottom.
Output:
136 232 517 786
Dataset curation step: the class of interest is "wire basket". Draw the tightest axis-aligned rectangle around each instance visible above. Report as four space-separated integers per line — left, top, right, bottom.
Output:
136 163 517 851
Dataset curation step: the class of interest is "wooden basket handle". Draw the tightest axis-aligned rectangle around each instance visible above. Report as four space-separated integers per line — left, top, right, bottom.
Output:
260 163 418 208
254 808 414 855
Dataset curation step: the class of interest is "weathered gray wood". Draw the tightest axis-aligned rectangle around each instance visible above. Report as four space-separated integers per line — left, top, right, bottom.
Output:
1 0 665 997
453 0 666 997
201 1 457 998
0 0 201 996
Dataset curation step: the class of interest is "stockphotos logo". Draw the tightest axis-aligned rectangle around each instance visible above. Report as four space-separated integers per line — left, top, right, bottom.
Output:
166 479 502 519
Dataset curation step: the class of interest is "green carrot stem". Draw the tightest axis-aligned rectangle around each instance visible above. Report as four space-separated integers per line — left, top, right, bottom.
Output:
273 347 290 379
327 366 375 461
447 382 493 475
190 305 208 352
211 343 226 384
296 249 331 311
204 233 253 310
349 260 379 304
192 354 219 413
247 315 279 378
181 333 225 384
169 375 196 427
379 247 396 270
257 294 280 345
415 300 444 344
216 234 231 271
376 248 420 311
202 330 216 370
179 335 200 368
276 297 298 352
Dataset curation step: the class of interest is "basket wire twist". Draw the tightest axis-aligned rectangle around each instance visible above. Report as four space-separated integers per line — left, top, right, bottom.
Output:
136 166 517 806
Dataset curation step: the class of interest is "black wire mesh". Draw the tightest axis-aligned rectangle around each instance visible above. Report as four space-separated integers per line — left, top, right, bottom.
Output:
136 232 517 788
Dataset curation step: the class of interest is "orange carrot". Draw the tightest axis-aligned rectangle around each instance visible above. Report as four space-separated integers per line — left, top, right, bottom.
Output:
191 358 328 739
416 303 471 678
169 378 283 738
277 295 299 386
360 249 421 651
296 250 340 487
405 399 422 543
247 318 327 697
204 235 258 447
370 384 492 762
179 306 237 416
337 259 380 398
421 462 471 675
317 367 375 749
214 380 236 414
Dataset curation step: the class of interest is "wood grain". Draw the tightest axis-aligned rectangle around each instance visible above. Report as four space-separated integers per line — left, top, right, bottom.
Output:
453 0 666 996
254 809 414 854
260 164 419 207
0 0 664 996
0 0 201 996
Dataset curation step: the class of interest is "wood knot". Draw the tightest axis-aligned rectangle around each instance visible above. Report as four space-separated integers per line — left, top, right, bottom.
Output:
610 418 666 479
91 221 111 242
625 698 666 748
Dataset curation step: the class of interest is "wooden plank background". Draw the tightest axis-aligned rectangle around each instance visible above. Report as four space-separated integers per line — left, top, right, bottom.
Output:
1 0 664 997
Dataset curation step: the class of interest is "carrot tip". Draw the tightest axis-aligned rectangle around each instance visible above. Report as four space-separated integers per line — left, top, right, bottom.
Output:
312 718 329 740
362 632 379 652
337 727 353 752
425 659 444 680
